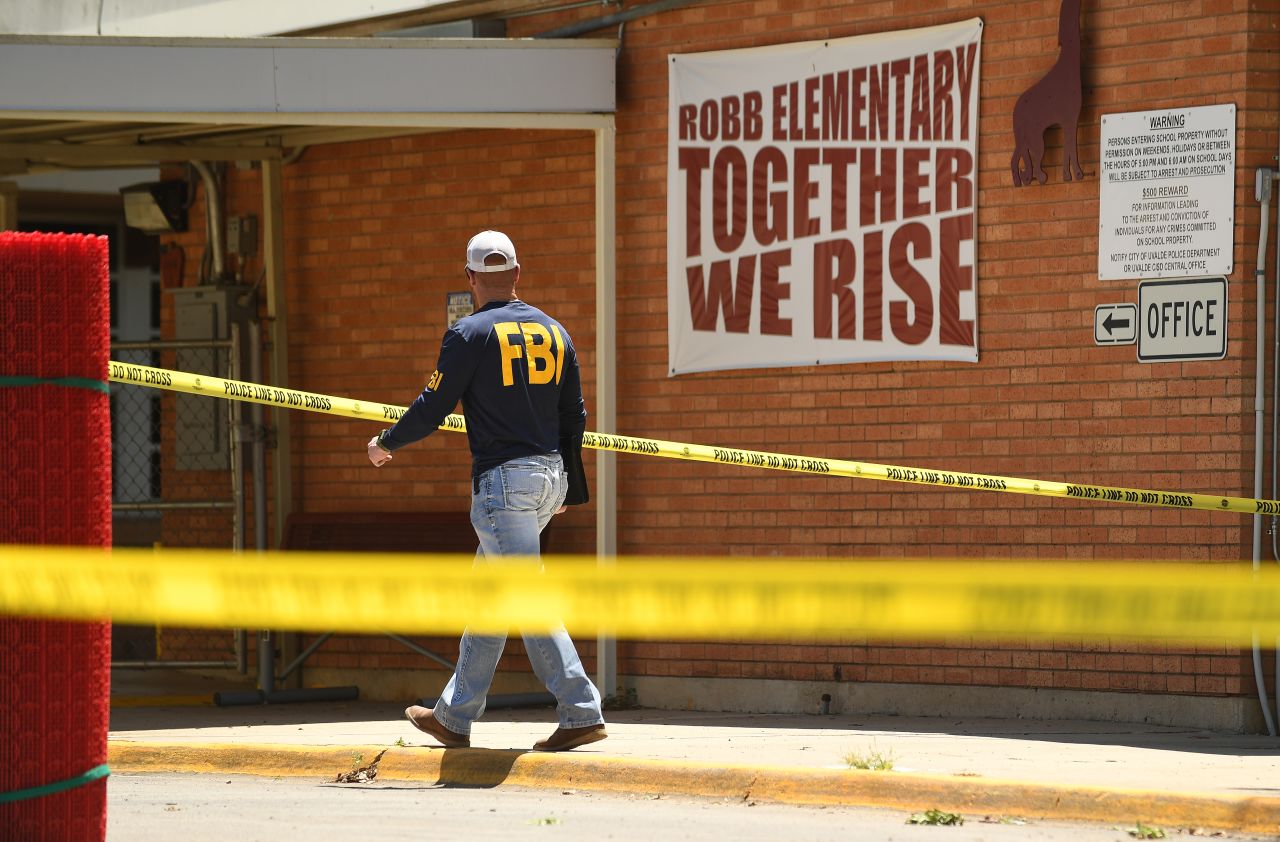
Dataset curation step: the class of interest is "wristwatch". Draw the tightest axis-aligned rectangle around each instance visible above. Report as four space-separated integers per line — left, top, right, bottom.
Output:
375 430 393 453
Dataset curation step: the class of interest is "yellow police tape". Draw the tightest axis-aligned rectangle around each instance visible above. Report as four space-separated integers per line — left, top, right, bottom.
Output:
109 360 1280 517
3 545 1279 643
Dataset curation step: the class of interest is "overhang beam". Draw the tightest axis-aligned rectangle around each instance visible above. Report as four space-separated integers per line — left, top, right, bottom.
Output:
0 36 616 117
0 142 282 165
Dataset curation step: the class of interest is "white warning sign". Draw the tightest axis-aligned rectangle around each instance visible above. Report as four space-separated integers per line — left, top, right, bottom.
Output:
1098 104 1235 281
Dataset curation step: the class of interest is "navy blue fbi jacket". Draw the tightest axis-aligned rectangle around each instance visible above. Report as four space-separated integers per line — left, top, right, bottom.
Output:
379 299 590 505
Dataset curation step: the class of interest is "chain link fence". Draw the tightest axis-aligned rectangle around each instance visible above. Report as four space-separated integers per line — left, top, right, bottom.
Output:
110 339 244 670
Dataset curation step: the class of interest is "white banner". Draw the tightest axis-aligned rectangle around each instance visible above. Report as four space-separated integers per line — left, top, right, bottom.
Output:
668 19 983 375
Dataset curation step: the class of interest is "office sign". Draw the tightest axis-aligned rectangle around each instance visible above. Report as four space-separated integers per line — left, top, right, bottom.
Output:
1137 276 1227 362
1098 104 1235 281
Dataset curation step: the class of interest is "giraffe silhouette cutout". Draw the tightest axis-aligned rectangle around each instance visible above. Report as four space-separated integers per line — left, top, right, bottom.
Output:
1010 0 1085 186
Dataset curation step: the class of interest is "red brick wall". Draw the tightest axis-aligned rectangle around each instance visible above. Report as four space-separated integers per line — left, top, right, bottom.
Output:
277 131 601 554
159 0 1277 701
546 0 1267 697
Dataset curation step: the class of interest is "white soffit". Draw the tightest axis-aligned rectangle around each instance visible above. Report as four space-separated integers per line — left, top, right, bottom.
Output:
0 35 616 115
40 0 483 38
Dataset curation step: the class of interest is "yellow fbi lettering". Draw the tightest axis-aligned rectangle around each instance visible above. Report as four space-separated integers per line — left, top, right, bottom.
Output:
494 322 567 387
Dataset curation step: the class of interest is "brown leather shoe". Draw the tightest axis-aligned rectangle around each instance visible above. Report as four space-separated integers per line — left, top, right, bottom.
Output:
532 723 608 752
404 705 470 748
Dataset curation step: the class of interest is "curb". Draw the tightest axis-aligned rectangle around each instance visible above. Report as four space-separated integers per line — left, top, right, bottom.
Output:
107 740 1280 835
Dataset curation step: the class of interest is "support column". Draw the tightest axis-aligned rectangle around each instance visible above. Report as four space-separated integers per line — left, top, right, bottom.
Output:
261 159 292 549
594 121 618 699
260 159 297 689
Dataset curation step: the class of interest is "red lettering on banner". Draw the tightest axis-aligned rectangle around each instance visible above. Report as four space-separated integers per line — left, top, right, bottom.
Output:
850 67 867 141
678 147 710 258
935 148 973 213
867 63 890 141
814 238 857 339
686 256 756 332
822 73 849 141
863 229 884 341
699 100 720 141
859 148 897 226
794 148 821 238
771 84 787 141
890 59 911 140
686 249 793 335
687 146 975 276
902 148 931 219
744 91 764 141
889 222 933 344
678 104 697 141
760 249 793 336
788 81 802 140
909 54 931 141
712 147 748 252
933 49 955 141
824 147 857 232
956 43 978 141
939 213 974 347
752 147 788 245
722 95 742 141
684 92 766 141
804 76 821 141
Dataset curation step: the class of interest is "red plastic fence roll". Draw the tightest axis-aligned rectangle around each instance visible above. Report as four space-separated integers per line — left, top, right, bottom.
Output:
0 232 112 841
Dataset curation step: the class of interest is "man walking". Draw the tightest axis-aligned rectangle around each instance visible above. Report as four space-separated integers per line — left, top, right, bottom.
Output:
365 230 607 752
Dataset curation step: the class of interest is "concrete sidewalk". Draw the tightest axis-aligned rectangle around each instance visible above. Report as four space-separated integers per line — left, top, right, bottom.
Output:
107 700 1280 834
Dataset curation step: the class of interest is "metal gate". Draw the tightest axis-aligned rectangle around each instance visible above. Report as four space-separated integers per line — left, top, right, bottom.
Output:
110 336 245 671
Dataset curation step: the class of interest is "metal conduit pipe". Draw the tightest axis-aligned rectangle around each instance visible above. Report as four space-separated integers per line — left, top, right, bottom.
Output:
1253 167 1277 737
229 322 248 675
250 320 267 554
190 160 226 281
535 0 701 38
243 317 267 677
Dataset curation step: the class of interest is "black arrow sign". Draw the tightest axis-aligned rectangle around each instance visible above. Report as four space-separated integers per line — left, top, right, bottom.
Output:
1102 312 1131 335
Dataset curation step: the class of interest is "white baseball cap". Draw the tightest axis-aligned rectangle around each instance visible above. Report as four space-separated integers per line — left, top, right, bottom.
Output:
466 230 518 273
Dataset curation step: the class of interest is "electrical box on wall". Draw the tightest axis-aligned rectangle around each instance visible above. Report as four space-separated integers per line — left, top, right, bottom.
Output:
226 215 258 258
167 285 255 471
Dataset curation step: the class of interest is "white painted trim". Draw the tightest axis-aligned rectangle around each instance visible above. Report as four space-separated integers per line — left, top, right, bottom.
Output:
7 1 519 39
0 37 616 115
0 34 615 50
0 110 614 132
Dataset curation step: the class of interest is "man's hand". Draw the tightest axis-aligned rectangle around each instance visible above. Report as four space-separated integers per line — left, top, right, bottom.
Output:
367 436 392 467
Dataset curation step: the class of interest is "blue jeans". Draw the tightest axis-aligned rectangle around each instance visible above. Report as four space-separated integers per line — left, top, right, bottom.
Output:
431 453 604 734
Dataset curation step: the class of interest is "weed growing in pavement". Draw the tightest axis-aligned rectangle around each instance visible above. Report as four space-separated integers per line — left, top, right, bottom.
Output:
1124 823 1166 839
908 809 964 826
602 687 640 710
349 751 363 769
978 816 1027 825
844 743 895 771
394 736 407 747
